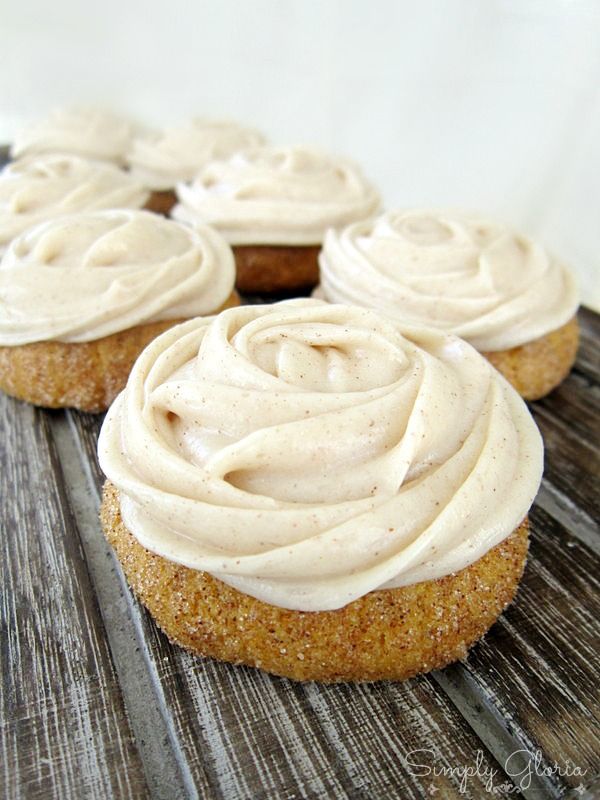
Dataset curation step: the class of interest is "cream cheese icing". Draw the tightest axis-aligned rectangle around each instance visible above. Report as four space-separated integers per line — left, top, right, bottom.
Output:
98 299 543 612
172 146 381 245
318 210 579 351
11 107 136 164
127 119 266 191
0 154 150 257
0 210 235 345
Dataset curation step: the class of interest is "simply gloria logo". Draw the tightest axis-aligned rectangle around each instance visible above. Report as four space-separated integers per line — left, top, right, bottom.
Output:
403 747 589 795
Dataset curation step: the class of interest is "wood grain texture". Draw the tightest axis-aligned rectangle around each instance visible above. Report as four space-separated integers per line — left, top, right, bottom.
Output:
530 405 599 524
0 396 148 800
50 414 197 800
436 504 600 798
529 309 599 544
432 311 600 798
531 309 600 534
574 308 600 384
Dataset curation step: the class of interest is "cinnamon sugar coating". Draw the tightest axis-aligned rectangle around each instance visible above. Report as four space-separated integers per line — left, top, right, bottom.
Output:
0 291 239 412
101 481 529 683
483 315 579 400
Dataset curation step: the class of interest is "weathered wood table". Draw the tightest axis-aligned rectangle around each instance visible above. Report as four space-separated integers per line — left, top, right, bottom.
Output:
0 145 598 797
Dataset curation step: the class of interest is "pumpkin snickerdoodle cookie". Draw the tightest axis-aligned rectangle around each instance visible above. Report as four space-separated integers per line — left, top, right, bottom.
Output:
0 210 238 412
98 300 542 682
126 118 266 216
0 153 152 257
318 210 580 399
172 146 380 294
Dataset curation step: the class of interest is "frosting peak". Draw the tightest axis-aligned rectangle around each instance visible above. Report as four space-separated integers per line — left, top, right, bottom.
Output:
127 119 266 190
0 154 149 256
319 210 579 351
10 107 136 164
98 299 543 611
0 210 235 344
172 145 381 245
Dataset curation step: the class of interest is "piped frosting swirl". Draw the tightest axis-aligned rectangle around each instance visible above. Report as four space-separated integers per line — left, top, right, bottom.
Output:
172 146 381 245
0 154 149 256
98 299 543 611
11 107 136 164
0 210 235 344
319 210 579 351
127 119 266 190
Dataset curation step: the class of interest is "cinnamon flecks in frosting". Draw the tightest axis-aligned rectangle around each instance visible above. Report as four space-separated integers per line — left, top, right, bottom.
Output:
0 154 150 256
98 299 543 612
318 210 579 351
0 210 235 344
172 146 381 246
10 107 137 164
127 119 266 191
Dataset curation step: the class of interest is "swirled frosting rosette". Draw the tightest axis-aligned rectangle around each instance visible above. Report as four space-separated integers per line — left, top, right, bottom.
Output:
127 119 266 190
0 210 235 344
319 210 579 351
98 299 543 611
11 107 136 164
172 146 381 245
0 154 149 256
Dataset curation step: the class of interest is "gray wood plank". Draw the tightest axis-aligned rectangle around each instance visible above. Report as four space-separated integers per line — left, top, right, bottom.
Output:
437 504 600 798
51 413 202 800
575 307 600 385
534 368 599 451
531 405 599 524
67 412 353 800
534 479 599 555
302 676 527 799
0 397 149 800
162 653 355 800
173 649 521 800
528 307 599 534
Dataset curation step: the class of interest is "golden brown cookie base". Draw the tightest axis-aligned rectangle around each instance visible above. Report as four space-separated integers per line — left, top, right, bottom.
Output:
0 291 239 413
143 190 177 216
101 481 529 683
233 244 320 294
483 315 579 401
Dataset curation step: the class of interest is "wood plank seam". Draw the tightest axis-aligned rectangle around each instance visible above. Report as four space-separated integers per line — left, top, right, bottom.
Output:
534 482 599 554
1 399 149 800
431 667 562 800
66 411 339 800
49 412 202 800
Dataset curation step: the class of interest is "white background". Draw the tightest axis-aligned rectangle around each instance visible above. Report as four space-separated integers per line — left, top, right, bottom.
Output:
2 0 599 309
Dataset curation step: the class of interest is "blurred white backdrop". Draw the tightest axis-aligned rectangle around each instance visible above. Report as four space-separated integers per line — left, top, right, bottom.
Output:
2 0 599 308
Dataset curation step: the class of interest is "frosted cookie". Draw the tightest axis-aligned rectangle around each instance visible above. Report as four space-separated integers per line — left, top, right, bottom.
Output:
98 299 543 682
0 154 151 257
318 210 580 399
0 210 237 411
172 146 380 293
126 119 265 215
10 106 136 164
